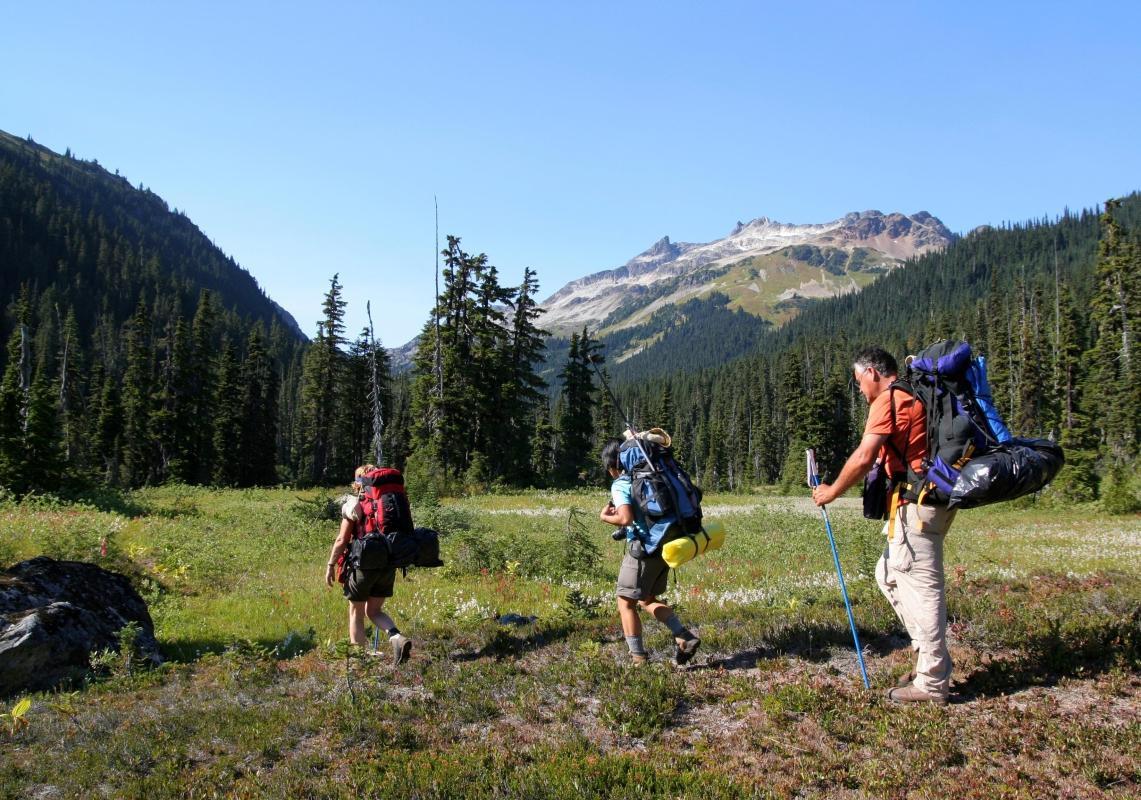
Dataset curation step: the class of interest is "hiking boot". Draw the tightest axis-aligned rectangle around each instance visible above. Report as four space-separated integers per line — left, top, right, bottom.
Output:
896 669 917 687
390 633 412 666
630 653 649 667
886 685 947 705
674 637 701 666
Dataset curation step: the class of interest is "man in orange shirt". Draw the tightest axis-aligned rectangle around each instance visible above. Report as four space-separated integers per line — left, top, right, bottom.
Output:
812 347 956 704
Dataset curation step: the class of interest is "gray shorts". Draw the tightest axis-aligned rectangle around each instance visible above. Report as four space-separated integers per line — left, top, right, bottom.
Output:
616 549 670 601
343 566 396 602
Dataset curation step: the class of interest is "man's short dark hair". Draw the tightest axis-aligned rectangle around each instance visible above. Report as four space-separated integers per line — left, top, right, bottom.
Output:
600 438 622 473
853 347 898 377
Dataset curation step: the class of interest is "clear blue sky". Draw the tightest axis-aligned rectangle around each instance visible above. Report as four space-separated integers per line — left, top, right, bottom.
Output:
3 1 1138 345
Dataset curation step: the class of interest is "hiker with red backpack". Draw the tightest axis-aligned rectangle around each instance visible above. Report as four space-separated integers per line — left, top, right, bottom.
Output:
325 464 413 665
812 347 957 704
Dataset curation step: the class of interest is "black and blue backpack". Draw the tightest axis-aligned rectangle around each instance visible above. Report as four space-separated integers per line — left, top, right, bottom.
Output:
618 432 704 546
895 340 1063 509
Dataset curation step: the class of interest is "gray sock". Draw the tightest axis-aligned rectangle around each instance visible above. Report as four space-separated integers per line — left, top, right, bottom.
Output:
663 614 692 640
625 635 648 656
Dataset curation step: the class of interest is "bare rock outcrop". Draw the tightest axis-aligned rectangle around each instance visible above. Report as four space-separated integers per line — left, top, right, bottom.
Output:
0 557 162 695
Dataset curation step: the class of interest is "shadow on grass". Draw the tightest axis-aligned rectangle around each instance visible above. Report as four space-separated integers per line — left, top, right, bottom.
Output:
453 620 578 662
701 623 900 671
57 486 151 517
953 608 1141 701
160 631 318 663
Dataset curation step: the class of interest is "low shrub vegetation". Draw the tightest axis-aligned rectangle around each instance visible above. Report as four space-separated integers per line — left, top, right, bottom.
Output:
0 487 1137 798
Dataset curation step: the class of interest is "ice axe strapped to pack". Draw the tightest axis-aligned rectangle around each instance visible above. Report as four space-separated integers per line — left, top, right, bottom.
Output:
618 431 705 536
588 351 706 550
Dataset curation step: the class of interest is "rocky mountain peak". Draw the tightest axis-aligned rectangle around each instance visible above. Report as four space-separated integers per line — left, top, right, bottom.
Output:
538 208 953 335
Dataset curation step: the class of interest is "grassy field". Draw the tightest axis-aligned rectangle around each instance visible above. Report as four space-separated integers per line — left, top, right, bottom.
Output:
0 486 1138 799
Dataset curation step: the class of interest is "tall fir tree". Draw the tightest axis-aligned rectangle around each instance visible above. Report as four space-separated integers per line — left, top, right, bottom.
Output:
556 329 600 485
211 339 243 486
186 290 218 484
296 275 347 484
121 298 153 487
239 326 280 486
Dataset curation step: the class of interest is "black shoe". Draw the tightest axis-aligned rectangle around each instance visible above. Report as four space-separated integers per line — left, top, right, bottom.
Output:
675 637 701 665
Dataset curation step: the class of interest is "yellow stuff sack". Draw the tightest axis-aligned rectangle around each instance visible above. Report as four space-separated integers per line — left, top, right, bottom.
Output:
662 520 726 568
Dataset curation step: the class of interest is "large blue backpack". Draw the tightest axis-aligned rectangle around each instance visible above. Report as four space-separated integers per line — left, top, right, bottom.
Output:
896 339 1061 508
618 432 704 551
895 339 1011 505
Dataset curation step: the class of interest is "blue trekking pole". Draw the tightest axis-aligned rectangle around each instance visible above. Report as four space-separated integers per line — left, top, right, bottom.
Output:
806 448 870 689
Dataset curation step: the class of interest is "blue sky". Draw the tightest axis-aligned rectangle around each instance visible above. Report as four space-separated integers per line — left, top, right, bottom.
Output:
3 1 1138 345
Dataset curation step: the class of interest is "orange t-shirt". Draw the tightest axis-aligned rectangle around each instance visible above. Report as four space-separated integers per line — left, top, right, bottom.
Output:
864 386 926 476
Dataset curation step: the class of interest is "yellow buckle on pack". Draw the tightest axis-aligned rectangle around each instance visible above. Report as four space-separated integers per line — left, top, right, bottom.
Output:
886 483 905 540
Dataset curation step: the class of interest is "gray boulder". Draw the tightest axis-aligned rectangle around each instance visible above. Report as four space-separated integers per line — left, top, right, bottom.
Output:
0 557 162 695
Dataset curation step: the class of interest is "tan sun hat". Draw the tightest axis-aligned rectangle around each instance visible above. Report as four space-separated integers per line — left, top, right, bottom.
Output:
623 427 672 447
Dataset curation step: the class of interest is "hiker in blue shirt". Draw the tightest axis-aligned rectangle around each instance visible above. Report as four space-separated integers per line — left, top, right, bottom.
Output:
600 438 700 666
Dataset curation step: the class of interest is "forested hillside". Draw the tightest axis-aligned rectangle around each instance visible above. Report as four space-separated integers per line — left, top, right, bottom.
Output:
0 131 313 490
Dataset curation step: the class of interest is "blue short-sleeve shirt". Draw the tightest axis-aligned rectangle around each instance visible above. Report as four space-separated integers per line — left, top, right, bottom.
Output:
610 475 649 541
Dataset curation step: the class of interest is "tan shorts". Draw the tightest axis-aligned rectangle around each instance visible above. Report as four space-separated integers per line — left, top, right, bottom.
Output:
617 550 669 600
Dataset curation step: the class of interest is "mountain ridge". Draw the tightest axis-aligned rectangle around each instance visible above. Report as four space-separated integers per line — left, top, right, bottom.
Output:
539 210 953 336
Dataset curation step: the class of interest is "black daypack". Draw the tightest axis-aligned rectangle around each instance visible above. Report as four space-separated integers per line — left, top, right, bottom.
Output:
618 432 704 535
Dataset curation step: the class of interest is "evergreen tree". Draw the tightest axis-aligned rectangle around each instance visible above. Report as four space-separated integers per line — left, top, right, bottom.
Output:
503 267 549 482
296 275 347 484
0 313 29 490
23 371 62 489
239 326 280 486
121 298 153 486
594 367 618 443
1087 200 1140 461
56 306 83 467
529 403 556 487
94 371 123 485
1015 287 1046 435
186 290 218 483
211 339 242 486
556 329 600 484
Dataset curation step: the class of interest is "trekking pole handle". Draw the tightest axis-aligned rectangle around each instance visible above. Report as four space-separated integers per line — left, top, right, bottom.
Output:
806 448 821 490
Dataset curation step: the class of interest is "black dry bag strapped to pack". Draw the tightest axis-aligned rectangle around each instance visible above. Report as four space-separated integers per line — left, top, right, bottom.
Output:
949 437 1065 509
901 340 1012 505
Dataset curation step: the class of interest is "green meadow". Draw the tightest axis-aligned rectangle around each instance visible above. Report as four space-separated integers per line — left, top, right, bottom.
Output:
1 486 1138 799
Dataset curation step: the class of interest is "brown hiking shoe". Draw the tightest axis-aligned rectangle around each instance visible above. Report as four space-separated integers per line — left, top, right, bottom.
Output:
630 653 649 667
886 685 947 705
390 634 412 666
674 637 701 666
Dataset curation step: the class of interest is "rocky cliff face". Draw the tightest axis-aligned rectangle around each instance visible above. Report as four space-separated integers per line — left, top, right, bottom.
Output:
539 210 952 335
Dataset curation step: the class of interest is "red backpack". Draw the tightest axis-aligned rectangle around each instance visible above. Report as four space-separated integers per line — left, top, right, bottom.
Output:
358 467 414 535
344 468 443 574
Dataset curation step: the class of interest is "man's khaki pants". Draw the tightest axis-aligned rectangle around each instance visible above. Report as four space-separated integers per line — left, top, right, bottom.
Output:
876 502 957 697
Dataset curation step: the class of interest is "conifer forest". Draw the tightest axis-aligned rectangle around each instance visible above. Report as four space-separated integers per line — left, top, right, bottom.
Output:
1 131 1139 507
